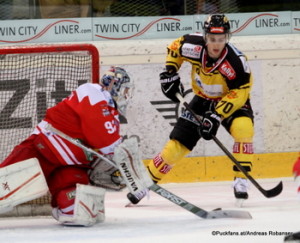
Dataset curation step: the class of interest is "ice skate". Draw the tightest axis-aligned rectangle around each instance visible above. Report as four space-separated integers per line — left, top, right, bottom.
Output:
233 177 249 207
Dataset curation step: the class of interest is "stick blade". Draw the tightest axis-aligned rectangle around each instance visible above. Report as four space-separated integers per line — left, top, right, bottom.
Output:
205 209 252 219
262 181 283 198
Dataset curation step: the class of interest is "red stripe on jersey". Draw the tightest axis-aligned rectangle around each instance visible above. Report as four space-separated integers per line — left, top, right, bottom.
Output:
52 134 81 165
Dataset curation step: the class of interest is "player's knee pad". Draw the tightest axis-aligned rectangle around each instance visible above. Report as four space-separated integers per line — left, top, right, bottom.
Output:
52 184 105 226
48 166 89 207
147 140 190 182
230 117 254 141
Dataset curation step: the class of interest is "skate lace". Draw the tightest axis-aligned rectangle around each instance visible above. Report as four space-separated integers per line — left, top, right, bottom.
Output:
233 178 249 193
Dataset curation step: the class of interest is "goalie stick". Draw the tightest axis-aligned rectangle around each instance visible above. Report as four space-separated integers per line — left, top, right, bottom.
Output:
45 123 251 220
175 93 283 198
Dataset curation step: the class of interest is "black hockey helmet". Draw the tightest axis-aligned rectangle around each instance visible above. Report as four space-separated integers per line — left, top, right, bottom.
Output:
203 14 230 35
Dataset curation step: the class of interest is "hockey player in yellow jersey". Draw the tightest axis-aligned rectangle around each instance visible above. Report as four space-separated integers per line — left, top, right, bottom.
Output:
128 14 254 205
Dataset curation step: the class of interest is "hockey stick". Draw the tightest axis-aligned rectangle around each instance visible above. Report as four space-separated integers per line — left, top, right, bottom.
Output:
149 183 251 219
45 123 251 219
175 93 283 198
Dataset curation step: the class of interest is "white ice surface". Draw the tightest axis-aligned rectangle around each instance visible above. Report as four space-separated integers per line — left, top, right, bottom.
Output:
0 178 299 243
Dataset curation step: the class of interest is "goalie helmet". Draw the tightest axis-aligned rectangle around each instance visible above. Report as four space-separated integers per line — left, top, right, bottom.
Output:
203 14 231 35
100 66 133 117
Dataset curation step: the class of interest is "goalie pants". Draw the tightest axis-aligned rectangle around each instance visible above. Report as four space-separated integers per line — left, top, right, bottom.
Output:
0 134 90 215
147 95 254 182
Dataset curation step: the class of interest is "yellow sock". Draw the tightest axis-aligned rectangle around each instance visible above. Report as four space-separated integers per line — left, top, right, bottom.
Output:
230 117 254 179
147 139 190 182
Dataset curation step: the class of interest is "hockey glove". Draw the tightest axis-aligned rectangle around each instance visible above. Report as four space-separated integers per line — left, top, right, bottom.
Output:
199 111 221 140
160 71 184 102
89 157 126 191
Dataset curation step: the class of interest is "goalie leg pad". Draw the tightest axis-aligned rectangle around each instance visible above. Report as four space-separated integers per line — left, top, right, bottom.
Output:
52 184 105 226
0 158 48 214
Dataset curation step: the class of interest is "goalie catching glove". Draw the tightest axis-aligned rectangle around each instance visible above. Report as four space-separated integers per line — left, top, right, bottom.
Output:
160 70 184 103
89 156 126 191
198 111 221 140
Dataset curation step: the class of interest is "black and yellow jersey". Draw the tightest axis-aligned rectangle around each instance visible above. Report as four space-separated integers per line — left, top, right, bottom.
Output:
165 33 253 119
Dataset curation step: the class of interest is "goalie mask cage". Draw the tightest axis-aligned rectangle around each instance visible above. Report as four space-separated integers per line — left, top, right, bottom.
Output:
0 44 99 217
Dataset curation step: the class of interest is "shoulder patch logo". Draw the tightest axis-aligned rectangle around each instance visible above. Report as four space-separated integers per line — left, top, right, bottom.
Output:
182 43 202 59
219 60 236 80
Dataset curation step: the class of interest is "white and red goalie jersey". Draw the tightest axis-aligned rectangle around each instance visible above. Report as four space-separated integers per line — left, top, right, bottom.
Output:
34 83 122 166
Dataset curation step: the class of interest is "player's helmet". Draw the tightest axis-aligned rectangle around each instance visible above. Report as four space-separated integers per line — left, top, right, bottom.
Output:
100 66 133 116
203 14 231 35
